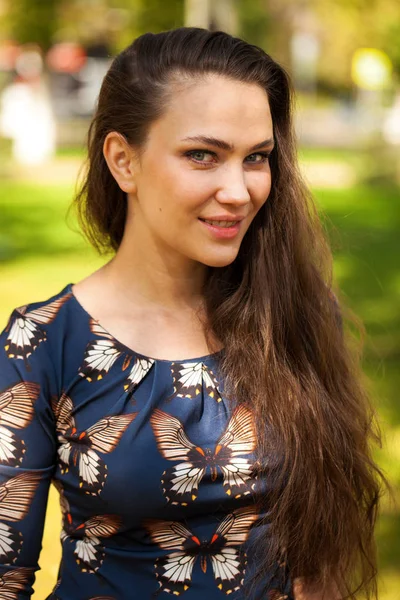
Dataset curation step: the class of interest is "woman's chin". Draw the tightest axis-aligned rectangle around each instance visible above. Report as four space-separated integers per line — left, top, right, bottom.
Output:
198 249 239 268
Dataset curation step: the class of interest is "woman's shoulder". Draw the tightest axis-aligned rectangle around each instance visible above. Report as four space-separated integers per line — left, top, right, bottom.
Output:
10 283 74 315
0 283 79 373
2 283 74 339
3 283 72 320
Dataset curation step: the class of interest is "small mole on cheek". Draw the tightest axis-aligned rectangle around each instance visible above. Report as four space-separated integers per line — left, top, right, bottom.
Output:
159 207 162 212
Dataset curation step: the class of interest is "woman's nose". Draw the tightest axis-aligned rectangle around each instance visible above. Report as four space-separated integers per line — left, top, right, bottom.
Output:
214 167 251 206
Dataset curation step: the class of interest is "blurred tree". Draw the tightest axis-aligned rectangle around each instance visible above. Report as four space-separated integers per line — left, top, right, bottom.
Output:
1 0 398 90
185 0 238 34
184 0 211 28
238 0 271 51
210 0 238 33
5 0 59 50
260 0 400 91
312 0 400 88
385 21 400 76
55 0 183 52
133 0 184 34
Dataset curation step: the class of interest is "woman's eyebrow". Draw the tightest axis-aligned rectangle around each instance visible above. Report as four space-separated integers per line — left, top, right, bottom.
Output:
180 135 275 152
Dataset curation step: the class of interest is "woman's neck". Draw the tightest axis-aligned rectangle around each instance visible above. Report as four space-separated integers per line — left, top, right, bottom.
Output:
100 236 208 315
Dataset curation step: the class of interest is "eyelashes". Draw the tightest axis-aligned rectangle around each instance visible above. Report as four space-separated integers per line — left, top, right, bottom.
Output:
184 149 271 166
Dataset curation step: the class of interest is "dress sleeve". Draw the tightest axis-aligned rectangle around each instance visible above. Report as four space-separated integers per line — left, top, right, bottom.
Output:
0 309 58 596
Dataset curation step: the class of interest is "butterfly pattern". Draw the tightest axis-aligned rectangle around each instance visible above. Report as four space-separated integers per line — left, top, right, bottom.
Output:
63 514 121 573
151 405 257 505
79 321 126 382
0 382 39 466
0 568 35 599
0 472 41 563
169 361 222 401
4 295 71 366
145 506 258 596
122 355 155 393
79 320 154 392
0 284 294 598
52 392 137 495
56 475 120 574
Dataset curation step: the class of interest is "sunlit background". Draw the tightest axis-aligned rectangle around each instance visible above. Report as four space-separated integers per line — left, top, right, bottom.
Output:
0 0 399 598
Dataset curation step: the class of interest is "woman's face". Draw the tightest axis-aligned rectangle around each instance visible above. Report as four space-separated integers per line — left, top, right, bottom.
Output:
129 74 274 268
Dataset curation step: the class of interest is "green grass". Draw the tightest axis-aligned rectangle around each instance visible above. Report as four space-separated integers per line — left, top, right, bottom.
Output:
0 176 399 598
0 181 87 261
0 182 105 319
312 184 400 598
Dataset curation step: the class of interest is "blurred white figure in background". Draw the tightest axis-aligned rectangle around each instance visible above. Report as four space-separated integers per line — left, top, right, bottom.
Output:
0 46 56 165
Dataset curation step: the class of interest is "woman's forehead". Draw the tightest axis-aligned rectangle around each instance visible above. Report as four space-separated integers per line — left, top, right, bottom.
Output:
167 74 270 114
150 75 273 146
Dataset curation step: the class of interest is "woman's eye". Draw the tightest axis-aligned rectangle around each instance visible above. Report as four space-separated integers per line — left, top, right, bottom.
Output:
185 150 270 165
246 152 270 163
186 150 215 163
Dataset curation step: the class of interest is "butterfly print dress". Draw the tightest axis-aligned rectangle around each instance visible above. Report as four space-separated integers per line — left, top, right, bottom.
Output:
0 284 293 599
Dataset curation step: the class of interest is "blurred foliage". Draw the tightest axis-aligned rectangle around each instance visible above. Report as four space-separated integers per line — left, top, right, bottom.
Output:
56 0 184 52
4 0 59 50
1 0 399 88
312 0 400 88
237 0 271 51
264 0 400 86
131 0 184 36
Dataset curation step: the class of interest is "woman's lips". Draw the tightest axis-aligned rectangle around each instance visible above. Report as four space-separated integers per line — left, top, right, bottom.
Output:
198 218 241 239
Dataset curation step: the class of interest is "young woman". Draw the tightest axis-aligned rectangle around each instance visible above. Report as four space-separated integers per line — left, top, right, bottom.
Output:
0 27 384 600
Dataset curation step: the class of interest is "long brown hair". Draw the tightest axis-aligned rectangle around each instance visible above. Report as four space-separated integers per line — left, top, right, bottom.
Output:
74 27 385 598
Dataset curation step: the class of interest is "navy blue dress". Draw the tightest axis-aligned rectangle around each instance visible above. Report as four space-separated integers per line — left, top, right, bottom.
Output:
0 284 293 599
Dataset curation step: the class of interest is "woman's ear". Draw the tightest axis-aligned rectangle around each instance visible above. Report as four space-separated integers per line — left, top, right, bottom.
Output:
103 131 138 194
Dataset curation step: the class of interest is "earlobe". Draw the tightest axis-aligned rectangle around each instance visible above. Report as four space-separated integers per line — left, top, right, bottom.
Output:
103 131 137 194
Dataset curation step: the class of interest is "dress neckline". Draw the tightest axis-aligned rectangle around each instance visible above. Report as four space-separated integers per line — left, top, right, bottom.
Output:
66 283 223 365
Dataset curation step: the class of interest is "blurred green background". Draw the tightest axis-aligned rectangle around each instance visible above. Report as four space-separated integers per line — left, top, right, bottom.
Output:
0 0 399 598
